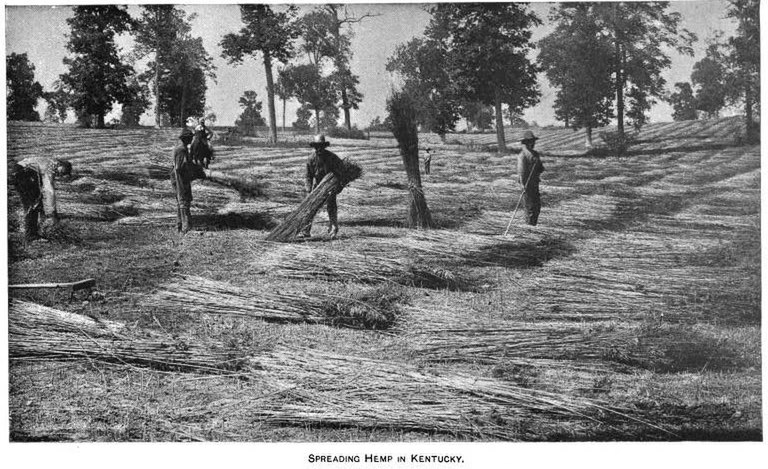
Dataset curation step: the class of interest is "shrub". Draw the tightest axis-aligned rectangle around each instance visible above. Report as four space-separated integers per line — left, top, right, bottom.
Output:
326 125 367 140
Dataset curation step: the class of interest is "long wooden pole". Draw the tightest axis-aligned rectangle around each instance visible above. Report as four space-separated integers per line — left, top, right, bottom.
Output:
503 166 535 236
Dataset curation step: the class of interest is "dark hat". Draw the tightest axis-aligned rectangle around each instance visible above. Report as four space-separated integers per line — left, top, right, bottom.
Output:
309 134 331 148
180 128 194 140
520 130 538 142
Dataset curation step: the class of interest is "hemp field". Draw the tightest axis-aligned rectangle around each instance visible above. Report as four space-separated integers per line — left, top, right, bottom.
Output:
6 117 761 441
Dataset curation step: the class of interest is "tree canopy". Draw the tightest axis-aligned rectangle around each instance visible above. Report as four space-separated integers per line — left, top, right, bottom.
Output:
539 3 615 147
235 90 266 135
279 63 336 133
591 1 696 135
221 5 300 142
426 3 541 152
386 37 461 139
59 5 137 128
133 5 195 127
6 52 45 121
668 82 698 121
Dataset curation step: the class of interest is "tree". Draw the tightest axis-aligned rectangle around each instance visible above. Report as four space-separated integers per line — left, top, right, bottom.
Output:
147 36 215 127
322 5 372 130
120 76 151 127
668 82 698 121
134 5 193 128
221 5 300 143
6 53 45 121
275 68 291 132
429 3 541 152
386 37 461 141
387 90 434 229
293 104 312 130
723 0 759 140
280 63 336 134
318 105 340 130
59 5 136 128
592 2 696 137
539 3 615 148
462 101 494 132
691 41 727 118
43 82 71 123
235 90 266 136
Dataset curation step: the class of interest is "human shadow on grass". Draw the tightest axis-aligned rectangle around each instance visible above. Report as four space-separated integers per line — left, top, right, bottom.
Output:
192 212 276 231
456 237 577 269
343 217 407 228
62 205 140 222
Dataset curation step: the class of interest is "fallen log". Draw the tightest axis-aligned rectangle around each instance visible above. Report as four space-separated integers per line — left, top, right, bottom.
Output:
266 158 362 242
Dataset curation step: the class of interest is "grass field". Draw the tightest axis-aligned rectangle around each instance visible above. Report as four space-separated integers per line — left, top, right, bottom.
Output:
6 117 761 441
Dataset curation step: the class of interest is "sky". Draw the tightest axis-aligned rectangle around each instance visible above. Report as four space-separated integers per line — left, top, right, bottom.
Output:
4 1 740 128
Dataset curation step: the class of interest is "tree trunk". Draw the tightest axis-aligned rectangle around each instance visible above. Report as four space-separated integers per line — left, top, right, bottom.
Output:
341 88 351 130
154 26 161 129
263 52 278 144
96 113 105 129
314 108 321 134
745 81 756 141
179 76 188 127
400 140 433 229
585 126 593 149
615 40 625 139
494 87 507 154
282 98 286 133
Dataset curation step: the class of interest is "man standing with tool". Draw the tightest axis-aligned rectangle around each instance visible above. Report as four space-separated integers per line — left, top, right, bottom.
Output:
517 130 545 226
171 128 205 233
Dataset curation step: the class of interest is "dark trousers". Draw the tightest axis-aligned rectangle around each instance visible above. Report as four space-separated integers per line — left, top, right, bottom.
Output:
523 180 541 226
302 193 338 235
170 169 192 232
13 165 43 241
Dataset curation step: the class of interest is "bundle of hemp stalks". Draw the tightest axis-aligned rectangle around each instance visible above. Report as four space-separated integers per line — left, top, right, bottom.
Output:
214 347 672 440
257 242 475 291
9 300 250 373
148 275 402 330
266 158 362 242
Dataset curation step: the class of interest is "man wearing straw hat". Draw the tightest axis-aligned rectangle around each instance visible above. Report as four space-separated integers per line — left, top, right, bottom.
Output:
517 130 545 226
10 157 72 241
300 134 344 239
171 128 206 233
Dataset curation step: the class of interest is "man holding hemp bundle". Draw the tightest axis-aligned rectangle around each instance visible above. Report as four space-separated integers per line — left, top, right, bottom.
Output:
299 134 345 239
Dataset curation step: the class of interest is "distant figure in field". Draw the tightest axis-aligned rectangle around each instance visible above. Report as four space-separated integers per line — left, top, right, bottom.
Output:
423 147 432 175
11 157 72 241
517 130 545 226
171 128 206 233
300 134 344 239
189 118 214 168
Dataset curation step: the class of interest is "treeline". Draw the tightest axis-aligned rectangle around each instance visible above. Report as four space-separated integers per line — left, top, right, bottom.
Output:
6 2 759 145
7 5 215 129
383 1 758 150
5 4 368 141
667 0 759 140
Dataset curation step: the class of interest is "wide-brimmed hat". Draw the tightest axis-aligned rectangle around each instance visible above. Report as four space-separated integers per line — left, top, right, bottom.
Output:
179 128 194 140
520 130 538 143
309 134 331 148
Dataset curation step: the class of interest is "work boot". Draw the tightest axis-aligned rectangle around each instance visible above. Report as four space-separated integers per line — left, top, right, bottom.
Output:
327 224 339 239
